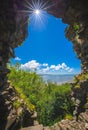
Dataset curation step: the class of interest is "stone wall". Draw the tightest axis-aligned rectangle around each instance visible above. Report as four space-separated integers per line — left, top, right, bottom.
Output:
21 111 88 130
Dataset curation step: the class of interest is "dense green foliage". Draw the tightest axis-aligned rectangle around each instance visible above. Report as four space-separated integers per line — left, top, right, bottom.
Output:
8 66 74 126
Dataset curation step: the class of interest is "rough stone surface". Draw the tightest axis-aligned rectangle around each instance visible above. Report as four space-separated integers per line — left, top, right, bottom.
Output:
21 125 44 130
21 111 88 130
0 82 35 130
70 74 88 118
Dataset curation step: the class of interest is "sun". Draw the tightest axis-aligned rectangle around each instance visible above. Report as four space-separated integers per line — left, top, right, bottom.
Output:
34 9 40 15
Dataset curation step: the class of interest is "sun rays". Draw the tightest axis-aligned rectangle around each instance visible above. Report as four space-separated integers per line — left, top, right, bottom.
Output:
18 0 56 28
24 0 49 27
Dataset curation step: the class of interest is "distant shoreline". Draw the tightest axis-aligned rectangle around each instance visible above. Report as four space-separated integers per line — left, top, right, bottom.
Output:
39 74 75 85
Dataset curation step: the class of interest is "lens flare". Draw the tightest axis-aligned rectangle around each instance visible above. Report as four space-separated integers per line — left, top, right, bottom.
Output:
18 0 56 28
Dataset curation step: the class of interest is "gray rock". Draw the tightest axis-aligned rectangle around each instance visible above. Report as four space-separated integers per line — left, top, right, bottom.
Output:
21 125 43 130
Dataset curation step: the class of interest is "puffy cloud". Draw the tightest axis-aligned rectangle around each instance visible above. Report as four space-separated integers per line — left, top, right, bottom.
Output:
68 68 74 72
20 60 40 70
49 63 73 72
42 67 50 73
61 63 67 69
20 60 74 74
55 64 62 70
50 65 56 69
14 57 21 61
42 63 48 67
50 64 61 70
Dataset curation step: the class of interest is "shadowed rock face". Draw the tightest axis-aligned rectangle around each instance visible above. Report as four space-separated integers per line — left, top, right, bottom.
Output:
0 0 88 129
45 0 67 18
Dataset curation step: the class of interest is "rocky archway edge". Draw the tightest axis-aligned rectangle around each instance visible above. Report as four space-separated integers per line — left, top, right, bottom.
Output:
0 0 88 130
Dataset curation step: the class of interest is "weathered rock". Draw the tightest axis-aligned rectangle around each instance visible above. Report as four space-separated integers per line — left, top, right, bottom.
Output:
21 125 44 130
0 82 35 130
71 76 88 118
5 116 19 130
21 112 88 130
44 126 51 130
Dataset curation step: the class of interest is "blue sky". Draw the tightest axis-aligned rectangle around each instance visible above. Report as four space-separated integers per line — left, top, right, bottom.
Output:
12 12 81 74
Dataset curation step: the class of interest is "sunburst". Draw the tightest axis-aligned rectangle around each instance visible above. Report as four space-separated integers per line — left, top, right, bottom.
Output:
17 0 56 27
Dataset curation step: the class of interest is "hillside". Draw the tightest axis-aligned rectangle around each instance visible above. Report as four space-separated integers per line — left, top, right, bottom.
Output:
8 66 73 126
0 65 87 130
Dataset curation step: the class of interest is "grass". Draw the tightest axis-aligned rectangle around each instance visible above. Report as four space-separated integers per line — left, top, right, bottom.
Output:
13 100 22 109
64 113 73 120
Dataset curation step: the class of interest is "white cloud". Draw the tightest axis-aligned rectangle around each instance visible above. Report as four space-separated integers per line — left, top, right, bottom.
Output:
55 64 62 70
42 67 50 73
20 60 74 74
20 60 40 70
68 68 74 72
50 64 61 70
50 65 56 69
65 67 70 71
61 63 67 69
42 63 48 67
14 57 21 61
49 63 73 72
